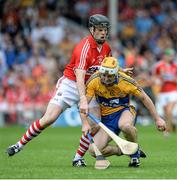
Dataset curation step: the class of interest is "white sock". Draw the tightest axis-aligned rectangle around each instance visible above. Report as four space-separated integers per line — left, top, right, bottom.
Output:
17 142 24 149
73 153 82 161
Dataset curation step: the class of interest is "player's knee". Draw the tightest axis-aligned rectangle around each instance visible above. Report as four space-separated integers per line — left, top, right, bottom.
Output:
164 109 173 117
120 124 136 134
41 111 60 127
91 125 100 134
121 124 137 142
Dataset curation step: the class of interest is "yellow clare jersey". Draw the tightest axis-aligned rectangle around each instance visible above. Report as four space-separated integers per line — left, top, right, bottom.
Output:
86 71 143 116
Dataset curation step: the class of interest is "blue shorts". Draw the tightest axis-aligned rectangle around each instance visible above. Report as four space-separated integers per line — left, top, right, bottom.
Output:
101 108 131 135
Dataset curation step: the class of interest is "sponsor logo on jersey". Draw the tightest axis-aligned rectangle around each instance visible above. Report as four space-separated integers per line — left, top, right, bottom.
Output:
97 55 104 63
86 65 100 75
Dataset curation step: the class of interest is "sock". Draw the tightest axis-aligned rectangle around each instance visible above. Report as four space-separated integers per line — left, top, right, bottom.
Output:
74 133 94 160
17 119 45 148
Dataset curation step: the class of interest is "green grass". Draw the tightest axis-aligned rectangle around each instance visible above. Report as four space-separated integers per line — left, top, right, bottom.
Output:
0 125 177 179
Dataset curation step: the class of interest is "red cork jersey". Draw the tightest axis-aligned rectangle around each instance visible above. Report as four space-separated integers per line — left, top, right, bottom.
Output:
64 35 111 82
154 60 177 92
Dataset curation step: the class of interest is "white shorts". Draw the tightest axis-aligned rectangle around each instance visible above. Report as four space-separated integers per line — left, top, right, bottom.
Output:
156 91 177 107
49 76 99 110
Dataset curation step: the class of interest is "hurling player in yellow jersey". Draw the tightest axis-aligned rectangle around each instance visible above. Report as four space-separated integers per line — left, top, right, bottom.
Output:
80 57 166 167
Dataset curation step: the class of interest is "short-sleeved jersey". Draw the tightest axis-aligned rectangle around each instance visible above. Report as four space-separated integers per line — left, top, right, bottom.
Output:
86 72 142 116
154 60 177 92
64 35 111 82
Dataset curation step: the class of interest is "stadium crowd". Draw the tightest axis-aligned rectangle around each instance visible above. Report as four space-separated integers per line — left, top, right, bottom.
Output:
0 0 177 126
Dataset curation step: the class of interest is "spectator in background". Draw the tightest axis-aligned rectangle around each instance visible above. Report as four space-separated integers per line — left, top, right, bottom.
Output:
0 48 7 80
42 17 65 46
4 42 16 69
74 0 90 26
135 10 154 36
31 21 44 44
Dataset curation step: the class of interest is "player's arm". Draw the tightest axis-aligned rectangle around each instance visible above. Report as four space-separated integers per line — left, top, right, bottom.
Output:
75 69 88 113
80 95 93 136
138 90 166 131
79 95 93 135
78 76 97 135
75 69 91 135
127 76 166 131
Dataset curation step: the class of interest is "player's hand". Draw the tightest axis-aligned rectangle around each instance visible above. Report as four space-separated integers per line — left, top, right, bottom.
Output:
155 117 166 131
79 95 88 115
123 67 134 76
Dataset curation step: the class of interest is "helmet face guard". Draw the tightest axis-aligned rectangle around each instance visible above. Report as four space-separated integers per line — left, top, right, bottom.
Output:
99 57 119 86
99 66 118 75
99 57 119 75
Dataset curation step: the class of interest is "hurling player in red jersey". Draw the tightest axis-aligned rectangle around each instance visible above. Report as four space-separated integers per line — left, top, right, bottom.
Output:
154 48 177 136
6 14 132 162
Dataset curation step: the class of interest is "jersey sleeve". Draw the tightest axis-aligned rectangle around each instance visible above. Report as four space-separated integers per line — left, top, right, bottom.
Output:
120 73 143 98
127 79 143 98
73 39 90 70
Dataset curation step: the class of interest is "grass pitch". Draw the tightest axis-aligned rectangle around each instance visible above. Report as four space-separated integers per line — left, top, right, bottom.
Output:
0 125 177 179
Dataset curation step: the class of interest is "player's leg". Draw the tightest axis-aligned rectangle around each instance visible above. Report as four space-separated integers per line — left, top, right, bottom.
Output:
89 128 122 157
89 110 125 158
72 99 100 167
88 127 111 157
118 109 137 142
92 109 145 158
6 77 76 156
164 101 176 134
88 110 125 158
159 92 177 136
118 108 145 167
163 91 177 134
6 103 64 156
101 144 122 157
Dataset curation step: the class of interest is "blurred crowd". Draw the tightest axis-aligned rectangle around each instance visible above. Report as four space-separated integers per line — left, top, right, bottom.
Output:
0 0 177 126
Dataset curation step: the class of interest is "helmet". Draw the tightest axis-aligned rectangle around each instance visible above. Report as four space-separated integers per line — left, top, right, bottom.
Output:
164 48 175 56
89 14 110 29
99 57 119 75
88 14 110 44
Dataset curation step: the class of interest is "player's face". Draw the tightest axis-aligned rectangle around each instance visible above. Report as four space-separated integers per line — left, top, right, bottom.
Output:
100 72 115 86
165 54 175 62
92 26 108 44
